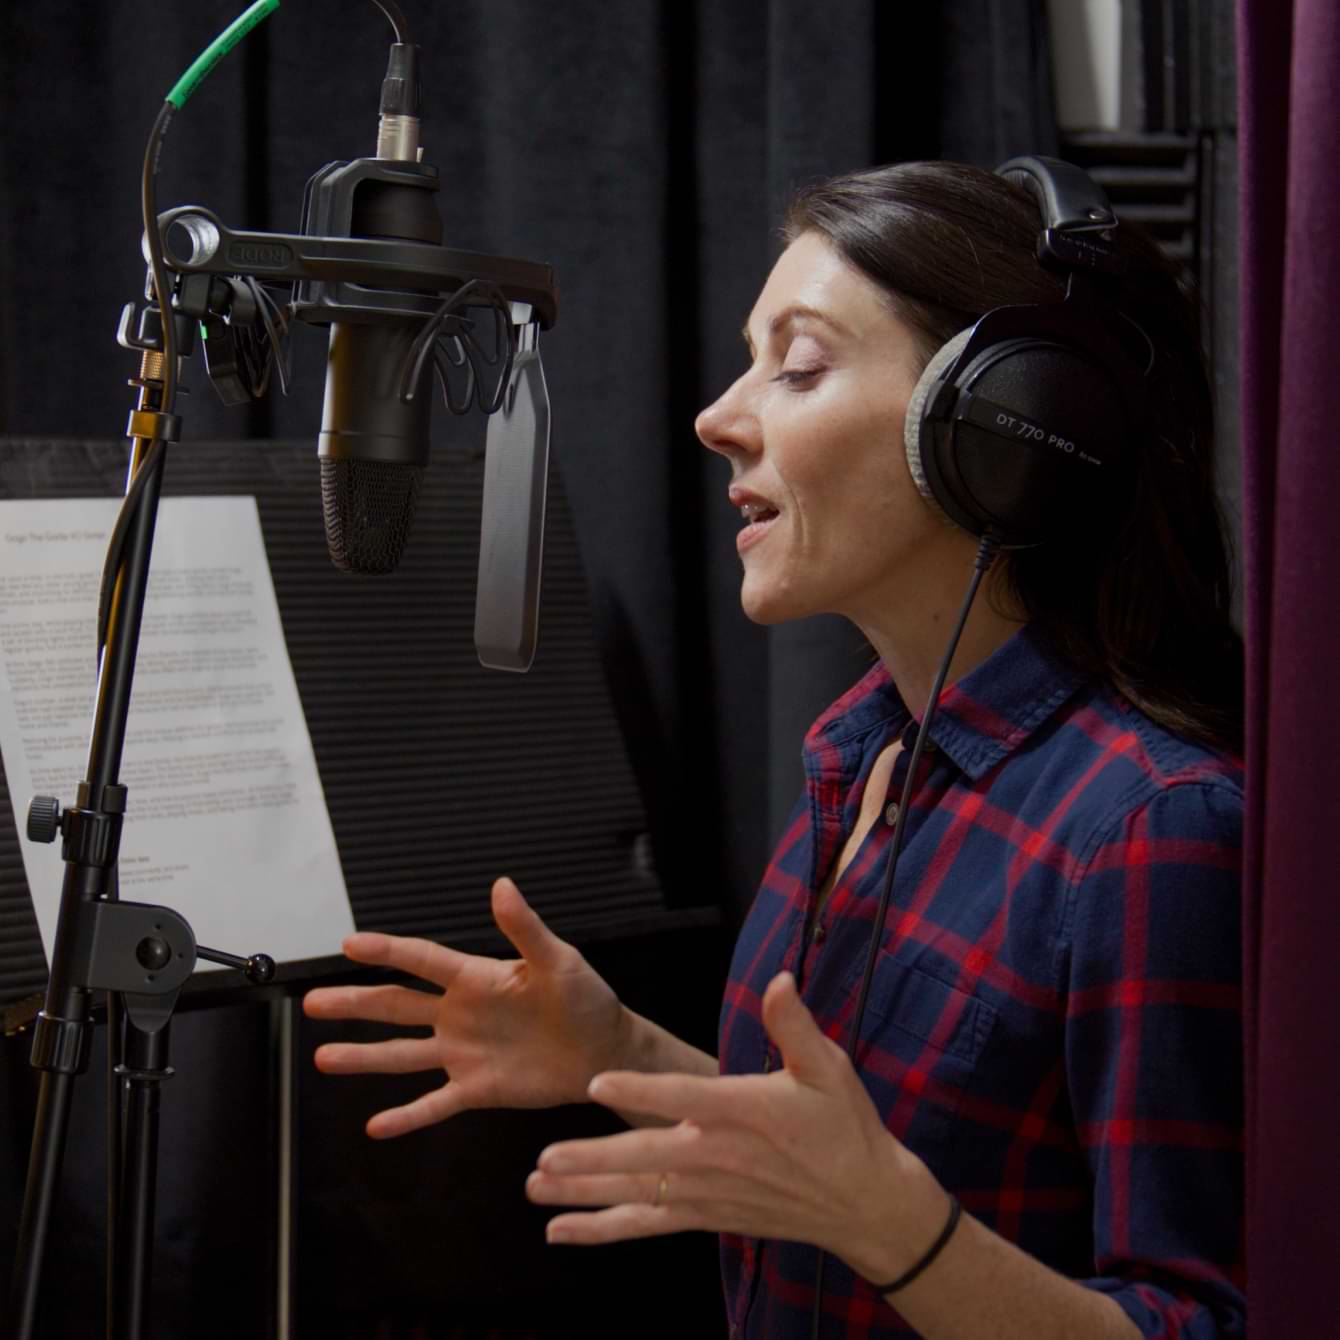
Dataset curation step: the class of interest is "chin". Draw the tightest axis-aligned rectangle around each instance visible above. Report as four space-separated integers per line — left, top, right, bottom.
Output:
741 601 786 626
739 575 817 626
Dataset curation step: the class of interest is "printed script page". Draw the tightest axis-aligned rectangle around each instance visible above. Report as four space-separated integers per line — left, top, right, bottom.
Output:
0 496 354 971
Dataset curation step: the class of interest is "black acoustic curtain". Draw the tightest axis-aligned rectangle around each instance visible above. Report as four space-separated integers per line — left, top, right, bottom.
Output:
0 0 1056 919
0 3 1057 1335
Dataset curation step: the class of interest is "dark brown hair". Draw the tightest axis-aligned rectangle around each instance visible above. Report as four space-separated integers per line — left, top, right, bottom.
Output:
786 161 1243 754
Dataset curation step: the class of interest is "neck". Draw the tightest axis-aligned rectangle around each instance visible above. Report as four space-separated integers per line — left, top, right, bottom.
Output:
848 543 1025 721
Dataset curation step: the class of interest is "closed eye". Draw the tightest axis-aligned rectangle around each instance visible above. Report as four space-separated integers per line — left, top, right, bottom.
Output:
771 367 824 387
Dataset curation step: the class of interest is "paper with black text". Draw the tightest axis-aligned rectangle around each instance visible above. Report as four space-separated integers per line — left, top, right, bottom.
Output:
0 496 354 971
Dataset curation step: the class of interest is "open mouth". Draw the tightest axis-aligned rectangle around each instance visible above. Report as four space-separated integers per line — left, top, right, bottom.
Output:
737 502 780 551
740 502 779 526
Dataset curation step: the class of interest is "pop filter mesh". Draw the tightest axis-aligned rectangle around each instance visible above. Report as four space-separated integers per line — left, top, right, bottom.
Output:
319 457 423 574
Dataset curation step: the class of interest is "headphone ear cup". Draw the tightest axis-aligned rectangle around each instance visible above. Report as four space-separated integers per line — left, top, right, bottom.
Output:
904 329 973 519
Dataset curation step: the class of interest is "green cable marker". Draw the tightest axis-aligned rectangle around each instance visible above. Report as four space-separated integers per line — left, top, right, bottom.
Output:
167 0 280 109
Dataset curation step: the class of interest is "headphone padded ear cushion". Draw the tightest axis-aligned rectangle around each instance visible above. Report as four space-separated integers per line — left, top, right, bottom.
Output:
904 329 973 519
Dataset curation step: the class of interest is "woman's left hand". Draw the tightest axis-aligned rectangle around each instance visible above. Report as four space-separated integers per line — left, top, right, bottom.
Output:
525 971 950 1284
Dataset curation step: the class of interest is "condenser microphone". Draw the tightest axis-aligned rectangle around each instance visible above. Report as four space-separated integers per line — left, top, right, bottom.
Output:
128 7 556 651
317 41 435 575
253 20 555 664
318 315 431 574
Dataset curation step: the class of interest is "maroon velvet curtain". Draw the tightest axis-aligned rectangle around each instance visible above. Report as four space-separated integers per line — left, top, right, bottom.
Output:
1238 0 1340 1329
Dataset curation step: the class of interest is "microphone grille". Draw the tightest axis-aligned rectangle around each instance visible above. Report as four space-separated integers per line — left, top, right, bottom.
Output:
320 457 423 575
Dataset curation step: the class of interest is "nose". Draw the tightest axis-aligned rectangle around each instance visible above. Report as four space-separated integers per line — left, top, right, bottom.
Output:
694 372 757 460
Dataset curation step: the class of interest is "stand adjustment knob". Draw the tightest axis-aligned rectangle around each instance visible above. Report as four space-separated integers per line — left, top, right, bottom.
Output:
135 937 173 971
26 796 63 844
197 945 277 984
246 954 277 985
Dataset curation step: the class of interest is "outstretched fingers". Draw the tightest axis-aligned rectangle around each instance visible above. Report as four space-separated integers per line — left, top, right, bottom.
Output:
490 877 568 971
528 1167 725 1213
527 1169 664 1209
760 971 844 1082
537 1116 724 1179
542 1202 699 1245
339 931 476 989
313 1036 442 1076
365 1084 468 1140
303 982 439 1028
527 1165 715 1243
584 1069 757 1128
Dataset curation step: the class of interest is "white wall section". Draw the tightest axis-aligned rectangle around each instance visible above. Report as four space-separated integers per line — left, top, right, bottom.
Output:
1047 0 1123 130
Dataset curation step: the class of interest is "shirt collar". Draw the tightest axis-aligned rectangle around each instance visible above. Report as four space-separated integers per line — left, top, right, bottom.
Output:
803 624 1088 782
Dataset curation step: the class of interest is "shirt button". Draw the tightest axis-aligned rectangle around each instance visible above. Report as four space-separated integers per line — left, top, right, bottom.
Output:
813 923 826 944
901 722 936 754
884 802 900 826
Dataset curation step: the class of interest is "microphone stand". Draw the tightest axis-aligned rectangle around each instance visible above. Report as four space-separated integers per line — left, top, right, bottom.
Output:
6 314 277 1340
6 200 558 1340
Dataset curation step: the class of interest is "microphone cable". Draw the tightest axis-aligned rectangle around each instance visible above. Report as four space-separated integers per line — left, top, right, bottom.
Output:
227 273 295 399
371 0 412 44
95 0 284 667
809 530 1000 1339
96 0 422 639
400 278 519 416
93 98 176 671
82 5 281 1326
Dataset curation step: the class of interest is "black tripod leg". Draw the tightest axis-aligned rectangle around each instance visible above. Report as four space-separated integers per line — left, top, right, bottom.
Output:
8 1070 78 1338
112 1012 173 1340
270 995 298 1340
107 989 125 1340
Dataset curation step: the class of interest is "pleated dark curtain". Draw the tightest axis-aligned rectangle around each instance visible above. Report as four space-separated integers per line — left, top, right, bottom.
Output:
1237 1 1340 1334
0 2 1057 1335
0 0 1056 916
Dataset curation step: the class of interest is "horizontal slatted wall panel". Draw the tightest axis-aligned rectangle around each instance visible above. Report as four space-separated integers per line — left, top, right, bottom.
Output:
0 437 676 1009
1060 132 1202 289
0 763 45 1018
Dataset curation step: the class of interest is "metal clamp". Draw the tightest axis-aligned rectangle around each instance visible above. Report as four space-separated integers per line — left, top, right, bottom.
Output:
126 408 182 443
60 807 123 868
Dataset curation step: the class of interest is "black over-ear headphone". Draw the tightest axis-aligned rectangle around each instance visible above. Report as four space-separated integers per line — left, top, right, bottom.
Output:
903 155 1152 547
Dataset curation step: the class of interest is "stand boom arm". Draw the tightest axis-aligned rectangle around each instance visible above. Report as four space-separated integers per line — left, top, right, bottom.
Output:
152 205 559 329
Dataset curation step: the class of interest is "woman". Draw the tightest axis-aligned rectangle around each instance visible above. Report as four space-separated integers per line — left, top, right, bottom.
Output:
304 161 1245 1339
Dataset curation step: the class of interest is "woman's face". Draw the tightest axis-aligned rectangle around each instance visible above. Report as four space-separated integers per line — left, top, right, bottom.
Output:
696 230 957 627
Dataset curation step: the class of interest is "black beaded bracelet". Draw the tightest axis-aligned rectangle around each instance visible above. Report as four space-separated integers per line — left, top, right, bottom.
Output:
869 1194 962 1295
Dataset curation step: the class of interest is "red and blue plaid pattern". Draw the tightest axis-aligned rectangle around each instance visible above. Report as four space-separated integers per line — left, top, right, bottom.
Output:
718 626 1245 1338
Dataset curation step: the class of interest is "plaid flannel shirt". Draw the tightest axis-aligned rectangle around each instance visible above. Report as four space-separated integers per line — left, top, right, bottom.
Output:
718 625 1245 1339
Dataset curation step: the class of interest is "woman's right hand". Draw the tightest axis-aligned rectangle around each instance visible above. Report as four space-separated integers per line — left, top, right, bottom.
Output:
302 876 631 1138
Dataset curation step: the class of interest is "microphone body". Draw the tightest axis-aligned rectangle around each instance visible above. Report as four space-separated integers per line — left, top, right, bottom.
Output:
308 154 441 575
311 42 438 575
319 316 431 574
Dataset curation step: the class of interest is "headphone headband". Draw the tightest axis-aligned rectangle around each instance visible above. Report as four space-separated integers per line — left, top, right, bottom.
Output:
996 155 1126 277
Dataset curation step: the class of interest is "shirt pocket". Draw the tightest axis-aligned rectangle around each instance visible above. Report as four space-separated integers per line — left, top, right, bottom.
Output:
838 950 998 1151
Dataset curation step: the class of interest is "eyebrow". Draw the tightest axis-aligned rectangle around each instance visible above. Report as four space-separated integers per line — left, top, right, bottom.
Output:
741 303 851 354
